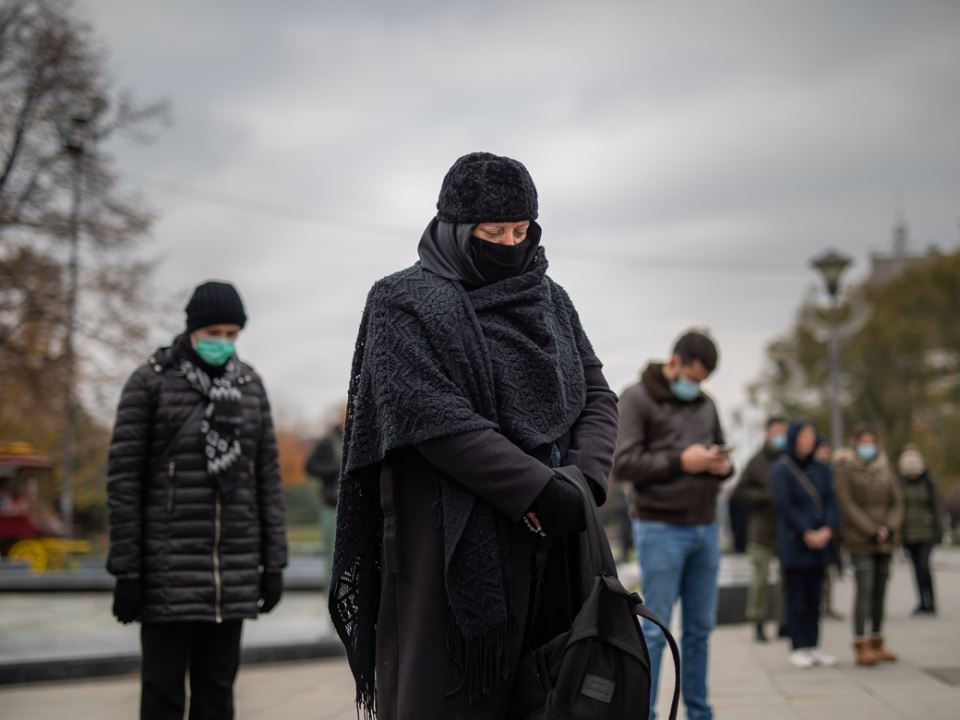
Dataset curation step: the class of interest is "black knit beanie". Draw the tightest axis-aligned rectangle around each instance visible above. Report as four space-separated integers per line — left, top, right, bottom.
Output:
185 281 248 332
436 152 538 223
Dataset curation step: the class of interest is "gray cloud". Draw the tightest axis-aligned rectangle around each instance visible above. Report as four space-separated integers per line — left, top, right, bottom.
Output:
82 0 960 434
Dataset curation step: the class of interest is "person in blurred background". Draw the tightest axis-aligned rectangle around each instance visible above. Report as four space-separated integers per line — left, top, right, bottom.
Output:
733 416 788 642
106 280 288 720
833 425 903 667
772 420 840 669
329 152 618 720
897 444 944 615
727 489 749 554
814 437 845 621
305 402 346 581
614 330 733 720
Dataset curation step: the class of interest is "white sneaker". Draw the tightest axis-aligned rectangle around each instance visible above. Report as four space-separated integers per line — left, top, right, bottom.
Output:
810 648 837 667
790 649 815 669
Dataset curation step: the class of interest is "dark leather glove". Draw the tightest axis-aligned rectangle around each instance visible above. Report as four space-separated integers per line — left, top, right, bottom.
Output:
259 570 283 614
112 576 142 624
531 476 586 537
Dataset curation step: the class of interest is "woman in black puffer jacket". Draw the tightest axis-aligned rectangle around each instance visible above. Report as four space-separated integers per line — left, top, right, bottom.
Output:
106 280 287 720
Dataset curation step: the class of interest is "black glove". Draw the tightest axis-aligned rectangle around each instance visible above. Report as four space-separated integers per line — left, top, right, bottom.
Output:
531 476 586 538
112 577 142 624
259 571 283 614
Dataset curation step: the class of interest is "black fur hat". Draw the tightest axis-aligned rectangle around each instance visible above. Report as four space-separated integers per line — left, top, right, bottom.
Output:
436 152 538 223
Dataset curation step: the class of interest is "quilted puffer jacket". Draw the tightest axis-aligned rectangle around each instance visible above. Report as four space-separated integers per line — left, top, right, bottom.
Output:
106 340 287 623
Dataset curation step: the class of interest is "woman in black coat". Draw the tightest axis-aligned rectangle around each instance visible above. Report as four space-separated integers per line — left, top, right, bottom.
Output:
330 152 619 719
771 420 840 670
106 281 288 720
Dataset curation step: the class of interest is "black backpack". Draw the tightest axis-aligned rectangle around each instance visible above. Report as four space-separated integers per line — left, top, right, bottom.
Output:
511 467 681 720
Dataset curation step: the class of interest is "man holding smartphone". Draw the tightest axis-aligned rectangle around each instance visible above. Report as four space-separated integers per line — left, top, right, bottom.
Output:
613 330 733 720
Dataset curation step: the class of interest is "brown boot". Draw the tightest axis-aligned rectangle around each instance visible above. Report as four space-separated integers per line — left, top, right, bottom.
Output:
854 637 878 666
870 635 898 662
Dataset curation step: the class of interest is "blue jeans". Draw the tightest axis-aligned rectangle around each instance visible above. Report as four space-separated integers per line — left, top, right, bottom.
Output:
634 520 720 720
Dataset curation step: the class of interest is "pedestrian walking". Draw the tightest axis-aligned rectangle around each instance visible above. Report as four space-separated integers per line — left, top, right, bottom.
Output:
732 416 788 642
613 330 733 720
771 420 840 669
898 444 945 615
833 425 904 666
106 281 288 720
328 152 619 720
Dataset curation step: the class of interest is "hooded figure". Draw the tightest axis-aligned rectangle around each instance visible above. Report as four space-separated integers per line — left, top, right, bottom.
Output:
329 152 619 719
897 444 945 615
106 281 288 719
771 420 840 669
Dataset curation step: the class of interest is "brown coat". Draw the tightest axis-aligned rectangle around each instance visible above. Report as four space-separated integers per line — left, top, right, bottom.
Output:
833 449 904 556
613 363 732 526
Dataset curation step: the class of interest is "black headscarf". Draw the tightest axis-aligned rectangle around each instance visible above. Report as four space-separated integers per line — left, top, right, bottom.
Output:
786 420 817 468
417 218 542 287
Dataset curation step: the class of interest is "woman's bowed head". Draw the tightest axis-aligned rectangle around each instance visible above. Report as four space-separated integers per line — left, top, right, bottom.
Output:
418 151 544 286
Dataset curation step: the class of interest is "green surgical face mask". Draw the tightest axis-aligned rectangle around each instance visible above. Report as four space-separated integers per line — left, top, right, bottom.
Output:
194 338 236 367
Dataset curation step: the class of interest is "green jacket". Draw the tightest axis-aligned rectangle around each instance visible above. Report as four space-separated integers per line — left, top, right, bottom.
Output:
900 471 944 545
834 449 904 556
733 444 781 550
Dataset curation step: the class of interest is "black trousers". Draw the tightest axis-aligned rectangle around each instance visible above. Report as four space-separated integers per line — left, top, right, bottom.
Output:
904 542 936 610
140 621 243 720
783 566 824 651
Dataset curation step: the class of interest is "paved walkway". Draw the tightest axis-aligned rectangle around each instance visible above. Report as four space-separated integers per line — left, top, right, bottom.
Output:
2 549 958 719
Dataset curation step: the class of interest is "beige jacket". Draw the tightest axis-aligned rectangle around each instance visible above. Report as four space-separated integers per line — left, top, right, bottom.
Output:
833 448 904 555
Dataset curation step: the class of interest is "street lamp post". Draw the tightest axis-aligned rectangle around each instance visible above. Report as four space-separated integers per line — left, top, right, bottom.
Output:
60 113 94 532
810 250 853 453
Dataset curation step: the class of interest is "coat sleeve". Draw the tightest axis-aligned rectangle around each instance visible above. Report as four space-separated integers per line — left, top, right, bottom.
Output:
886 470 905 536
612 387 683 487
833 463 879 538
931 474 946 542
416 430 555 521
106 366 153 577
822 467 840 530
711 402 735 480
255 381 288 572
564 365 619 506
733 454 770 509
772 462 813 535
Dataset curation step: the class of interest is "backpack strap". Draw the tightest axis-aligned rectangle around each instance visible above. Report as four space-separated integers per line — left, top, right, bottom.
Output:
783 456 825 513
151 401 208 480
556 466 682 720
635 603 681 720
555 466 618 578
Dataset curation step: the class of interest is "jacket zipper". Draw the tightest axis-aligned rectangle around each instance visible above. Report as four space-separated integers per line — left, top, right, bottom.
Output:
166 462 176 513
213 492 223 623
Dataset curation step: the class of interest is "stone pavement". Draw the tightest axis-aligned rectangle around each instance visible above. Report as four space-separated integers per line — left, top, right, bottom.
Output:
2 549 958 719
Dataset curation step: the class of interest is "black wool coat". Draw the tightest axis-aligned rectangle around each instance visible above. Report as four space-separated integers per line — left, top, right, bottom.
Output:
106 342 288 623
373 365 618 720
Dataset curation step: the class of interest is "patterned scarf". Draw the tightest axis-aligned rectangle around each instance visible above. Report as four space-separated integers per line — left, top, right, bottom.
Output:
180 356 244 493
330 250 599 715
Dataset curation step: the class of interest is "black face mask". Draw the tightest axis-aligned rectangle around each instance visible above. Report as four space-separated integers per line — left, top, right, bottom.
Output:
469 235 538 284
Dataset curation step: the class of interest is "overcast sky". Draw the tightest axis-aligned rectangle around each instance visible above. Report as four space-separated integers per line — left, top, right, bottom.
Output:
82 0 960 442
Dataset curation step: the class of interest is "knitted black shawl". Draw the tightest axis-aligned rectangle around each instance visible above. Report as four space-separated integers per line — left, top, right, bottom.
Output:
329 249 599 716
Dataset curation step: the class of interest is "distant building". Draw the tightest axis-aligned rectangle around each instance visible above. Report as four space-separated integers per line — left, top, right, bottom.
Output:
868 218 942 285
